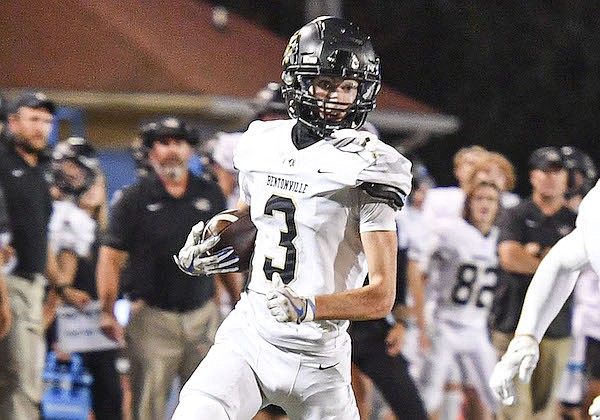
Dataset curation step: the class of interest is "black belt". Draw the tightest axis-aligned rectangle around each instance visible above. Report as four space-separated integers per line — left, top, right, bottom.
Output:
148 302 206 314
126 290 212 313
145 298 210 314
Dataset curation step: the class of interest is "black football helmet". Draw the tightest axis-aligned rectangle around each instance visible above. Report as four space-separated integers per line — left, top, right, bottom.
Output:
252 82 288 120
140 116 199 149
281 16 381 135
560 146 598 197
52 137 100 197
131 133 152 178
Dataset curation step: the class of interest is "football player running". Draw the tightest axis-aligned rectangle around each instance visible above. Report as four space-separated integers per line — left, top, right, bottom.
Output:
172 16 412 420
418 180 502 420
489 178 600 419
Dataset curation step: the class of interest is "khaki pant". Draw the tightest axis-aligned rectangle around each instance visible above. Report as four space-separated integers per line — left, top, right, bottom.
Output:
493 330 572 420
125 300 220 420
0 274 46 420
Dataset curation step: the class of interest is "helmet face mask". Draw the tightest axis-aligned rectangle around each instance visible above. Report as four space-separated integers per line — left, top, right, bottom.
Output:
52 137 100 198
560 146 598 197
281 16 381 136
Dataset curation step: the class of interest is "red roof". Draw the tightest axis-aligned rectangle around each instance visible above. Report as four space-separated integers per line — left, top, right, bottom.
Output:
0 0 434 113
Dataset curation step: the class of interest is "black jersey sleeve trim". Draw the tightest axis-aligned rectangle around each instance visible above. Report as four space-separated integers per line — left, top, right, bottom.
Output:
359 182 407 211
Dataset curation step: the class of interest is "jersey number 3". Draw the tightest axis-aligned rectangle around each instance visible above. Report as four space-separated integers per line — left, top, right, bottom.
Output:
263 195 298 284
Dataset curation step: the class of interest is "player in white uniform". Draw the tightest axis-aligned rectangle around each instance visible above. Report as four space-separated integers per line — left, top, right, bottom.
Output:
489 179 600 419
397 163 435 377
577 269 600 414
47 138 100 309
422 145 487 226
172 16 412 420
419 180 502 419
423 149 519 231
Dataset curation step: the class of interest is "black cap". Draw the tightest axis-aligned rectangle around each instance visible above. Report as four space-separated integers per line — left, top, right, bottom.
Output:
11 91 56 115
529 147 565 171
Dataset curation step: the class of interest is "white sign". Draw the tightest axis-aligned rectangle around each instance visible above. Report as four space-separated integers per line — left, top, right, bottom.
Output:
56 301 120 353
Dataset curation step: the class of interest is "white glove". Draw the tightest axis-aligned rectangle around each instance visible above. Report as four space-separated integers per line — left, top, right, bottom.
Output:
489 335 539 405
266 274 316 324
589 395 600 419
173 221 239 276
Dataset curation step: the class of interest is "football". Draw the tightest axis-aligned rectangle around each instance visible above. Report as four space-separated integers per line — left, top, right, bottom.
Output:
202 207 257 272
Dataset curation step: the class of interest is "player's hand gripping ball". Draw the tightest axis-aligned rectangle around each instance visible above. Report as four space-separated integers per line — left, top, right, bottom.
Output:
174 208 257 276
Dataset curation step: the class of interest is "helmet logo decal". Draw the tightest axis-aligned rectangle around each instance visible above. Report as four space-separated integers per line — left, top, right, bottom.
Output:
282 32 300 66
162 118 180 129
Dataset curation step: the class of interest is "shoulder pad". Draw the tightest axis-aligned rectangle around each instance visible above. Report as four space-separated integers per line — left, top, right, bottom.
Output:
357 140 413 200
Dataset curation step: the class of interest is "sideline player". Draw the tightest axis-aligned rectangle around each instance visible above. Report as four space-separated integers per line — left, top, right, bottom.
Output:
418 180 502 420
488 177 600 419
172 16 412 419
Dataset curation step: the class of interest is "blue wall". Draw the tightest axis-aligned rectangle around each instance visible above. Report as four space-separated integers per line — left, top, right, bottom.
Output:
97 149 137 202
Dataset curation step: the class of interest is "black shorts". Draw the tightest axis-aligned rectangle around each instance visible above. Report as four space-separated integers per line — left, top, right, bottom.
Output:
585 336 600 380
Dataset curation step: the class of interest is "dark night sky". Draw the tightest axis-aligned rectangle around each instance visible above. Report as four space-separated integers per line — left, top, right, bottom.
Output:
210 0 600 195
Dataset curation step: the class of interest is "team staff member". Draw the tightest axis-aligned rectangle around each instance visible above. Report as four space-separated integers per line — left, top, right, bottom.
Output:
97 116 240 420
490 147 576 420
0 91 66 419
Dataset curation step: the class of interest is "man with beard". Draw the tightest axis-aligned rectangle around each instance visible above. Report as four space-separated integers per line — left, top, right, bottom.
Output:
97 116 240 420
0 91 60 419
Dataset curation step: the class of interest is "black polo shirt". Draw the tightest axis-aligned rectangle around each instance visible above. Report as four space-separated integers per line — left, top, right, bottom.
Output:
102 172 226 311
0 142 52 276
0 183 11 238
491 198 576 338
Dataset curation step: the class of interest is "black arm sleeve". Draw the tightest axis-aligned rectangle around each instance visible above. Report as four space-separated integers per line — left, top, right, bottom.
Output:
359 182 407 211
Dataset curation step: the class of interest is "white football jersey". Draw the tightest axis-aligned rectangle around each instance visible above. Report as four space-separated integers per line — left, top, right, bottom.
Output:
422 186 465 227
421 217 499 329
397 204 430 262
233 119 412 351
423 187 519 229
574 267 600 340
49 200 97 258
211 132 244 208
577 180 600 277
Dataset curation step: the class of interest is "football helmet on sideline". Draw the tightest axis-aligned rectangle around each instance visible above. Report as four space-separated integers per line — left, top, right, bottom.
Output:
252 82 288 120
281 16 381 135
560 146 598 198
140 116 199 149
52 137 100 197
